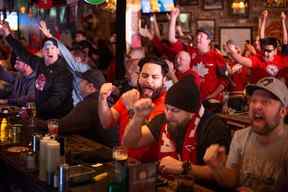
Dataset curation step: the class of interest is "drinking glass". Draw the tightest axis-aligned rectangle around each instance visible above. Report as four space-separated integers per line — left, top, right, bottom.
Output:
47 119 59 137
112 146 128 162
26 102 36 127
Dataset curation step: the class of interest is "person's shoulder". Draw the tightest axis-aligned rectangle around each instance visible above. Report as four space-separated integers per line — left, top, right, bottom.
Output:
233 126 252 140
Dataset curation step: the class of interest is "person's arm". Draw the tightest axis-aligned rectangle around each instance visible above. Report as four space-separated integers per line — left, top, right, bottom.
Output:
1 22 40 70
168 8 180 44
57 40 90 72
0 66 15 83
39 20 90 72
281 12 288 45
204 141 240 188
260 10 268 39
123 98 156 147
98 83 120 129
165 59 178 83
226 42 252 68
206 84 225 101
151 14 160 38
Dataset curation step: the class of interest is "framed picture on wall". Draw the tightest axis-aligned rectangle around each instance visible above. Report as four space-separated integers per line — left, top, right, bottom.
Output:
179 0 199 5
203 0 223 10
219 27 252 53
179 13 191 32
197 19 215 39
265 0 287 8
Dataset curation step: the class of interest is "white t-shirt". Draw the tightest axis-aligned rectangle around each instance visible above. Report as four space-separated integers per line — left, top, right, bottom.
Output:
226 126 288 192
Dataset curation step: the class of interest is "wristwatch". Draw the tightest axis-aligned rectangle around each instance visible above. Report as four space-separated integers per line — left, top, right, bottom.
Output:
182 160 192 175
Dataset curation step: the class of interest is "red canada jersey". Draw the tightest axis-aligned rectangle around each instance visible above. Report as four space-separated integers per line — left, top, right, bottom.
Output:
230 64 250 92
249 55 288 83
170 41 227 101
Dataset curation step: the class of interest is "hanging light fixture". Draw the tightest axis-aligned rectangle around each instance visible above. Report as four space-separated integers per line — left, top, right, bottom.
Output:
231 0 248 14
103 0 117 12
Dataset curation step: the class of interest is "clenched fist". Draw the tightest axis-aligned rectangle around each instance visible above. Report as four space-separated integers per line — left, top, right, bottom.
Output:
121 89 140 110
203 144 226 169
99 83 116 101
133 98 154 118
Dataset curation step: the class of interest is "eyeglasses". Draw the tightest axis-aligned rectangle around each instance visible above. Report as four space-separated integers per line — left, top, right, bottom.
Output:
263 48 274 53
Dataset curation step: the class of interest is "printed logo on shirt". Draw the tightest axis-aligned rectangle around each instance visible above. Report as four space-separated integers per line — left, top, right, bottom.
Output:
191 53 197 60
184 144 196 152
266 64 279 76
35 73 47 91
193 62 209 78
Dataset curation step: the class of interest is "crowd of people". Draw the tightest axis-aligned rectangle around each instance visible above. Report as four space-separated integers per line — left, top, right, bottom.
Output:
0 8 287 192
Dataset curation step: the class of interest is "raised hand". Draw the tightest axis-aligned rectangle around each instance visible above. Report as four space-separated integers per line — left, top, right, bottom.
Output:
170 7 180 19
262 10 268 19
0 21 11 37
120 89 140 110
133 98 154 118
139 25 153 40
281 11 286 20
99 83 116 101
203 144 226 169
225 40 238 54
39 20 52 38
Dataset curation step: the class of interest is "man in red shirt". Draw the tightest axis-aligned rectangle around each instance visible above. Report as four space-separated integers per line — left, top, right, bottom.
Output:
226 37 288 83
168 8 227 102
98 56 168 162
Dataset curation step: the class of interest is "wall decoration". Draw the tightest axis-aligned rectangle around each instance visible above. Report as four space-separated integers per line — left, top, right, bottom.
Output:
265 0 287 8
179 13 191 32
179 0 199 5
197 19 215 39
203 0 223 10
220 27 252 53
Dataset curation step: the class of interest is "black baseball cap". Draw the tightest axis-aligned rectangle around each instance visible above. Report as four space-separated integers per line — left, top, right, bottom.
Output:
77 69 106 88
42 38 58 48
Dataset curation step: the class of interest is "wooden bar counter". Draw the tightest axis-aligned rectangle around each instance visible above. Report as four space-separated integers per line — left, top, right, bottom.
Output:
0 112 216 192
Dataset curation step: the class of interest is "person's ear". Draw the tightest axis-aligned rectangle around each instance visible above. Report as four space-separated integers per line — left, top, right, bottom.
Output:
280 106 287 118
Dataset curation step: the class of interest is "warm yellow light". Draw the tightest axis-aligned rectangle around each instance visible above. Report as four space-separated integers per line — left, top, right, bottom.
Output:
19 6 26 14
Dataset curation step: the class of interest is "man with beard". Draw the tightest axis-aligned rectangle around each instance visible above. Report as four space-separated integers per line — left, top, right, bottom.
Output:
123 76 231 179
0 21 73 120
204 77 288 192
98 56 168 162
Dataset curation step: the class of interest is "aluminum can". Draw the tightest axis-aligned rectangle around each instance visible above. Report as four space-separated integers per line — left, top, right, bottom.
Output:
58 163 69 192
32 134 41 153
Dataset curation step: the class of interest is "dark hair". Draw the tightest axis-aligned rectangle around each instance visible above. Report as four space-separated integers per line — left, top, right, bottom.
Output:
138 55 169 76
260 37 278 49
75 30 86 37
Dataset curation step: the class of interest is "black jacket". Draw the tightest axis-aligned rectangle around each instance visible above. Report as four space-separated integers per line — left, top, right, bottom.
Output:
6 35 73 119
60 92 118 147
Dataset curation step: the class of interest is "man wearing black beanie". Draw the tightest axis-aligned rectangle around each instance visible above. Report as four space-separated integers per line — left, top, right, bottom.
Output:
123 76 231 185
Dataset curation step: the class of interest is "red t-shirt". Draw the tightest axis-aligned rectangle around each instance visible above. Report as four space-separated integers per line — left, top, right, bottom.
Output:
113 92 166 162
226 59 250 93
151 36 181 60
249 55 288 83
170 40 227 101
175 69 201 88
